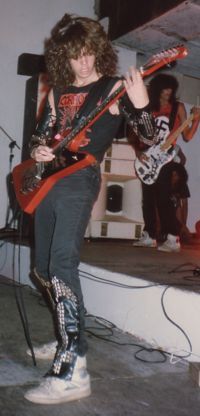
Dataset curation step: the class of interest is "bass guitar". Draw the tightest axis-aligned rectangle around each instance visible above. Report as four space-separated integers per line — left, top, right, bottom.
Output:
12 45 188 214
134 113 194 185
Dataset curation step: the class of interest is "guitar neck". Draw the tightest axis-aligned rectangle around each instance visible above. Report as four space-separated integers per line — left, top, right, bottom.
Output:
162 113 194 149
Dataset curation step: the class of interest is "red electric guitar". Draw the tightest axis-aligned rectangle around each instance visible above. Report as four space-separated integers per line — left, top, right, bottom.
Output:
12 45 188 214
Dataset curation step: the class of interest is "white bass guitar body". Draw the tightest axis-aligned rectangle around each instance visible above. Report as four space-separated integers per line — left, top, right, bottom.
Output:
134 142 176 185
134 113 194 185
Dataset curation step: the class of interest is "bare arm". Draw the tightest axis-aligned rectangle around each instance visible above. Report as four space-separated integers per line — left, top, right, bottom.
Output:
178 102 200 142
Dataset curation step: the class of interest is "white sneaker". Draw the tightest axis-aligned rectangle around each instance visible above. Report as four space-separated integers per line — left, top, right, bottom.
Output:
133 231 157 248
157 234 181 252
24 356 91 404
26 341 57 360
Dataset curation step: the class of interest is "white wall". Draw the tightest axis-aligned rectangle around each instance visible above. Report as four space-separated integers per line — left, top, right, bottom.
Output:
0 0 95 228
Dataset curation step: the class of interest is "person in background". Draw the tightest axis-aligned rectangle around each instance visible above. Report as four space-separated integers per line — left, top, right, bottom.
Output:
133 73 200 252
23 13 155 404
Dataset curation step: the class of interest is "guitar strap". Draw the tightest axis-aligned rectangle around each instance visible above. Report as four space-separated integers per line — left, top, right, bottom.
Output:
73 76 117 128
169 101 179 131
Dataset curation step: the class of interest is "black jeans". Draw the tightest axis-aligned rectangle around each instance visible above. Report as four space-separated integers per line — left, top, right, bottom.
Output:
142 163 181 240
34 165 101 355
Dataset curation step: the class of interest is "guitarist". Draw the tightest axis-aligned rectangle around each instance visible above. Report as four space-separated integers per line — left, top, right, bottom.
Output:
133 73 200 252
24 13 156 405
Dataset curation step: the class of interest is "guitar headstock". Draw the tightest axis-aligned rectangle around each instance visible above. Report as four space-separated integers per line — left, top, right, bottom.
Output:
140 45 188 78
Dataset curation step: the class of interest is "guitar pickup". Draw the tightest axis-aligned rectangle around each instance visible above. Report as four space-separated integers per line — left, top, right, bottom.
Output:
138 167 145 174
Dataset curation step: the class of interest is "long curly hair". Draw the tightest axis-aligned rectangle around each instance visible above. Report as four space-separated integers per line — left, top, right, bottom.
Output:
44 14 118 88
148 73 179 111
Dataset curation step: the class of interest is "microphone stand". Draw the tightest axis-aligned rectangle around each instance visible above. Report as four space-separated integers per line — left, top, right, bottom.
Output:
0 126 20 235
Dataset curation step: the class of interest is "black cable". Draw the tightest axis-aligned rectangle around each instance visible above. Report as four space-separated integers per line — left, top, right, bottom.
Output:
79 268 160 289
85 310 191 364
160 285 192 360
134 347 167 363
168 262 200 273
85 313 167 363
80 268 194 363
79 267 200 291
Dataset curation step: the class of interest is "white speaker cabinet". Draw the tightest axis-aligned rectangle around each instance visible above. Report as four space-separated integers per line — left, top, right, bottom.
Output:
86 141 144 239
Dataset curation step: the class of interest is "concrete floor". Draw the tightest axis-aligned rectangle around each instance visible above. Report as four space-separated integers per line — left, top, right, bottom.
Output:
1 273 200 416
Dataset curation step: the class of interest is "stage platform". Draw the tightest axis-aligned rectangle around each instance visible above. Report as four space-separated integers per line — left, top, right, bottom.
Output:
1 234 200 362
81 237 200 290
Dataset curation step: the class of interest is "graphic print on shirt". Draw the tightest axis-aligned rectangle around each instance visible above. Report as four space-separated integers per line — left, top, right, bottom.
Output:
58 92 88 133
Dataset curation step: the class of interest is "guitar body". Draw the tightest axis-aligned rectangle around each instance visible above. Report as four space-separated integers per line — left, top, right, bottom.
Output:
134 144 176 185
12 152 96 214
